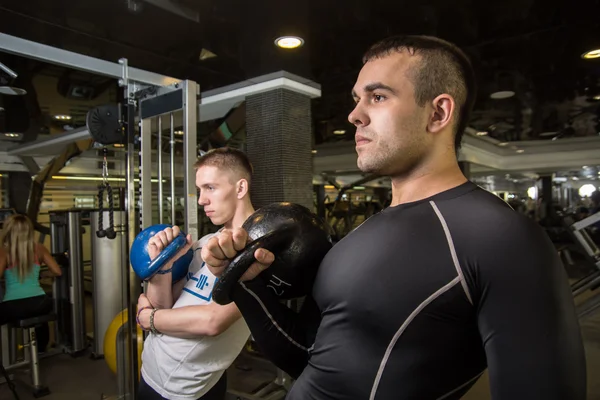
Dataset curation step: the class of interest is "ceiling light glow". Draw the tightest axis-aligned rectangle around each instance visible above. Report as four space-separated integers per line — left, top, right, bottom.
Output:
582 49 600 59
275 36 304 49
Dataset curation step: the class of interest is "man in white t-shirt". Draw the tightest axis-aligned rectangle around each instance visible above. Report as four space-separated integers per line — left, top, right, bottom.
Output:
136 148 256 400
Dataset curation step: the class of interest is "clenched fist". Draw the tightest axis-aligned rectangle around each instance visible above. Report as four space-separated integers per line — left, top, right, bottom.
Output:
201 228 275 281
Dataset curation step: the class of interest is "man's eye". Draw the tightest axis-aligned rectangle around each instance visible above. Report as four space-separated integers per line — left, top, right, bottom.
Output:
373 94 384 102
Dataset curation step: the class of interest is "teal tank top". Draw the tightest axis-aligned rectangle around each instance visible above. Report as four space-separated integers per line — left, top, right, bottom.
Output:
3 263 45 302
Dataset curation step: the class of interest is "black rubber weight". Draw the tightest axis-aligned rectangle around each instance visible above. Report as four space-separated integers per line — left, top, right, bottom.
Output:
212 224 299 305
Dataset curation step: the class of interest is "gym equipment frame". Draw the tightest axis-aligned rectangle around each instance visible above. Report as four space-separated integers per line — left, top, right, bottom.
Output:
0 32 197 400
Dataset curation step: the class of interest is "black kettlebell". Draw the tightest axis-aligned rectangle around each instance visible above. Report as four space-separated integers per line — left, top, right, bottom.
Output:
212 202 334 305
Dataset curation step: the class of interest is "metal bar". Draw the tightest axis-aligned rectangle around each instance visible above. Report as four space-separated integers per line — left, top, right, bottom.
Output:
0 61 18 79
4 360 29 372
140 118 153 228
577 292 600 319
158 116 163 224
573 230 600 260
572 273 600 297
140 88 183 119
572 211 600 232
571 270 600 293
1 325 11 367
183 80 199 240
124 103 139 398
28 329 41 386
0 33 181 88
18 156 40 174
170 112 176 225
67 210 86 353
7 126 90 155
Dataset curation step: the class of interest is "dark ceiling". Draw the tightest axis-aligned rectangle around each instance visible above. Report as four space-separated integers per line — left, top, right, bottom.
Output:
1 0 600 145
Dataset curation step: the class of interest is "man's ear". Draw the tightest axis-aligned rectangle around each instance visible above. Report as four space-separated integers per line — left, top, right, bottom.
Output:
427 94 455 134
237 178 249 199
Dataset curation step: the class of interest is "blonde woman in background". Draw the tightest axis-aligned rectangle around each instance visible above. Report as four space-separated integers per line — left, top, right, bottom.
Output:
0 214 62 352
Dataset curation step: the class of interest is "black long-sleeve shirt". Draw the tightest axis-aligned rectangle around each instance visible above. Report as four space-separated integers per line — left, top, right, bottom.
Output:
230 181 587 399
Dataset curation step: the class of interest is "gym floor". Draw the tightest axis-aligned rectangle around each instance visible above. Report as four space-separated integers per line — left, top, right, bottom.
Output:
2 281 600 400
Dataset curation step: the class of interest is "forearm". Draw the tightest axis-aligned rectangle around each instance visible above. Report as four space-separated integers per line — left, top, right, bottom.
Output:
145 273 174 309
230 280 320 379
171 277 187 303
139 302 241 339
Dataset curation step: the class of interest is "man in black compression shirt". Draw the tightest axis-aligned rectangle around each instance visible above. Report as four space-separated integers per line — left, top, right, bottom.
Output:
202 35 587 399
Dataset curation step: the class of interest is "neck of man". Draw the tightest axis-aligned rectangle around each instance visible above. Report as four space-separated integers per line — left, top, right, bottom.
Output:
389 147 468 207
224 199 255 230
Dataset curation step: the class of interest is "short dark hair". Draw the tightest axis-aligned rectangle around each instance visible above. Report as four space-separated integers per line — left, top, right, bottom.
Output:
194 147 253 185
362 35 477 153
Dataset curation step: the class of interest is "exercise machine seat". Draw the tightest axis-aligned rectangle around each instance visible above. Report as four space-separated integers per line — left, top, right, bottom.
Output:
12 313 57 329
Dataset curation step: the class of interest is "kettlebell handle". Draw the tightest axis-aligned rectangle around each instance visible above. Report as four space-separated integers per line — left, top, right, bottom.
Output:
212 223 299 305
146 234 188 278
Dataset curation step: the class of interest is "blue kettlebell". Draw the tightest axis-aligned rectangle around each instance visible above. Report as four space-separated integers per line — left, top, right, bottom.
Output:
131 224 193 282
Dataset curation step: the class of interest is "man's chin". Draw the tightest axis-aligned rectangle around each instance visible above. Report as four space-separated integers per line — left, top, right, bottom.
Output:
357 159 377 174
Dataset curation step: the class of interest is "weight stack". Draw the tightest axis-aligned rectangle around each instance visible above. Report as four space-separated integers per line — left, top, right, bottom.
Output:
246 87 313 210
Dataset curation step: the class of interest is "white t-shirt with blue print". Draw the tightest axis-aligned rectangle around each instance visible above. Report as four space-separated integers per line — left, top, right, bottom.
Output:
141 233 250 400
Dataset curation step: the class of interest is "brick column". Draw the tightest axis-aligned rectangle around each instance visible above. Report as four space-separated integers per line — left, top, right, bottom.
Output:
246 88 313 210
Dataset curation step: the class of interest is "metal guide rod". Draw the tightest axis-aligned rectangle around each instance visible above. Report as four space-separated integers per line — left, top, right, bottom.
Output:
170 112 176 225
67 211 86 353
124 102 140 398
183 80 199 241
158 116 164 224
140 118 153 228
0 33 180 88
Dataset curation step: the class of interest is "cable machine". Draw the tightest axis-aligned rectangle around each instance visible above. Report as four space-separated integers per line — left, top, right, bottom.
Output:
0 33 198 400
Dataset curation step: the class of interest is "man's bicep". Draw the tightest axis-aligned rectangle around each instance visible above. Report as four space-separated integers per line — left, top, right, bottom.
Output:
475 232 586 399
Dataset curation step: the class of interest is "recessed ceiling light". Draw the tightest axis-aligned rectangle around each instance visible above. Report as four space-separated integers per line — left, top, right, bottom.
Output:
498 142 509 146
333 129 346 135
311 149 317 154
476 131 488 136
274 36 304 49
4 133 19 138
114 143 125 148
490 91 515 99
54 115 72 120
174 130 184 135
582 49 600 59
516 149 525 153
